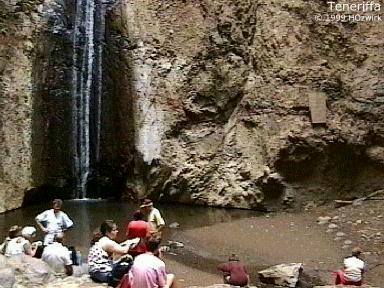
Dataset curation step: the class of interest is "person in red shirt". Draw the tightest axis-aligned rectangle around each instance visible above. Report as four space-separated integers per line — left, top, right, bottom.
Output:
125 210 150 257
217 254 249 287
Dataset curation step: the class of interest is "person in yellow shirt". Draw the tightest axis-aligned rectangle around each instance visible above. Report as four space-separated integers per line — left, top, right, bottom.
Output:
139 199 165 236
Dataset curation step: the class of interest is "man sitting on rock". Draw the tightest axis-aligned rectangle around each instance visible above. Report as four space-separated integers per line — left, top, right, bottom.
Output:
42 232 73 276
129 235 176 288
335 247 366 286
217 253 249 287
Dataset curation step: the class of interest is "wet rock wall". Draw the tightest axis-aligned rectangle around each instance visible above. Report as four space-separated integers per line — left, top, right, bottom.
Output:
106 0 384 210
0 0 383 212
0 0 75 212
31 0 76 200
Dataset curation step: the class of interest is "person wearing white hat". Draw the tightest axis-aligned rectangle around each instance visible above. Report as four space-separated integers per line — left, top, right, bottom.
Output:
5 226 38 257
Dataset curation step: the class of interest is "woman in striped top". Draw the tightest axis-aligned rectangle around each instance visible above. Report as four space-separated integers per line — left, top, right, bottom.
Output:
88 220 137 287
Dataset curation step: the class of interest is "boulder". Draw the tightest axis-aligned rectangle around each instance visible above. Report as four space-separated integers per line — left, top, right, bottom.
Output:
0 254 8 269
0 267 15 288
258 263 303 287
167 240 185 248
317 216 331 225
44 275 107 288
169 222 180 229
8 255 55 287
0 255 106 288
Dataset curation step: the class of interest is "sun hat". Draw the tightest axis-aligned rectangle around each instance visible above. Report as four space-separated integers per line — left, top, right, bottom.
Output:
21 226 36 238
139 198 153 208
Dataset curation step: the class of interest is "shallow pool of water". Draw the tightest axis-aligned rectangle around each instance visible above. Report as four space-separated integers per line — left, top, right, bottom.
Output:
0 200 259 257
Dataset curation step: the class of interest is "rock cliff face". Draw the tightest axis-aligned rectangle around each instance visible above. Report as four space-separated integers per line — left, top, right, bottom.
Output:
106 0 384 209
0 0 74 212
0 0 42 212
0 0 383 212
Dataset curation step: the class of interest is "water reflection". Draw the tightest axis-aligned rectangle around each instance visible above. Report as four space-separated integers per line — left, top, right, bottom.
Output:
0 200 259 256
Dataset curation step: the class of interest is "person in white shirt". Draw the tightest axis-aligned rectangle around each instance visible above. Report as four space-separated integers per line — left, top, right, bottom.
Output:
0 225 21 255
42 232 73 276
335 247 366 286
5 226 38 257
139 199 165 235
35 199 74 245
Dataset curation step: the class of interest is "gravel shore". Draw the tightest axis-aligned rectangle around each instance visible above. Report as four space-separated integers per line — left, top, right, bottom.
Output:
164 203 384 287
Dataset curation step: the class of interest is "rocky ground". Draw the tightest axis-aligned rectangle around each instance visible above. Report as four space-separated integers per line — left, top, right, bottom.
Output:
164 200 384 287
313 200 384 286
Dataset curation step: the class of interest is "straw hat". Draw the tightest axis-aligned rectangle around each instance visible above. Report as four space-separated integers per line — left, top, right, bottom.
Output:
139 198 153 208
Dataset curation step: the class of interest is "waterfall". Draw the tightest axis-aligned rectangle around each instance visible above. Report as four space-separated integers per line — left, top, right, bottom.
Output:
72 0 105 198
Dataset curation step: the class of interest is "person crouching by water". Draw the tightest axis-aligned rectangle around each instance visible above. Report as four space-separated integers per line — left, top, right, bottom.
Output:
35 199 74 246
88 220 139 287
335 247 366 286
217 254 249 287
139 199 165 237
4 226 38 257
42 232 73 276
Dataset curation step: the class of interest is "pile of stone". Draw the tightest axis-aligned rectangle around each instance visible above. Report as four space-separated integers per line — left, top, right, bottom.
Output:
0 254 105 288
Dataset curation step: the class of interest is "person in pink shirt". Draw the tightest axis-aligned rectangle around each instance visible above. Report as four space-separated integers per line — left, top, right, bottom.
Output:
129 236 176 288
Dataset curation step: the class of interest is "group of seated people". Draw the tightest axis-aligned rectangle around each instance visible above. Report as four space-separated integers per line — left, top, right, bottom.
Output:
87 198 175 287
0 197 367 287
0 198 76 276
0 198 175 287
88 218 175 288
0 225 39 257
0 222 76 276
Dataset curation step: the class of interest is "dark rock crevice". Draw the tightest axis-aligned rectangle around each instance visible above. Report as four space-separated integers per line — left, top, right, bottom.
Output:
275 140 384 205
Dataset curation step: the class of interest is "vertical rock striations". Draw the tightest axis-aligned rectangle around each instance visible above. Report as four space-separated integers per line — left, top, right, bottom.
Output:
0 0 44 212
0 0 77 211
106 0 384 209
0 0 383 212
